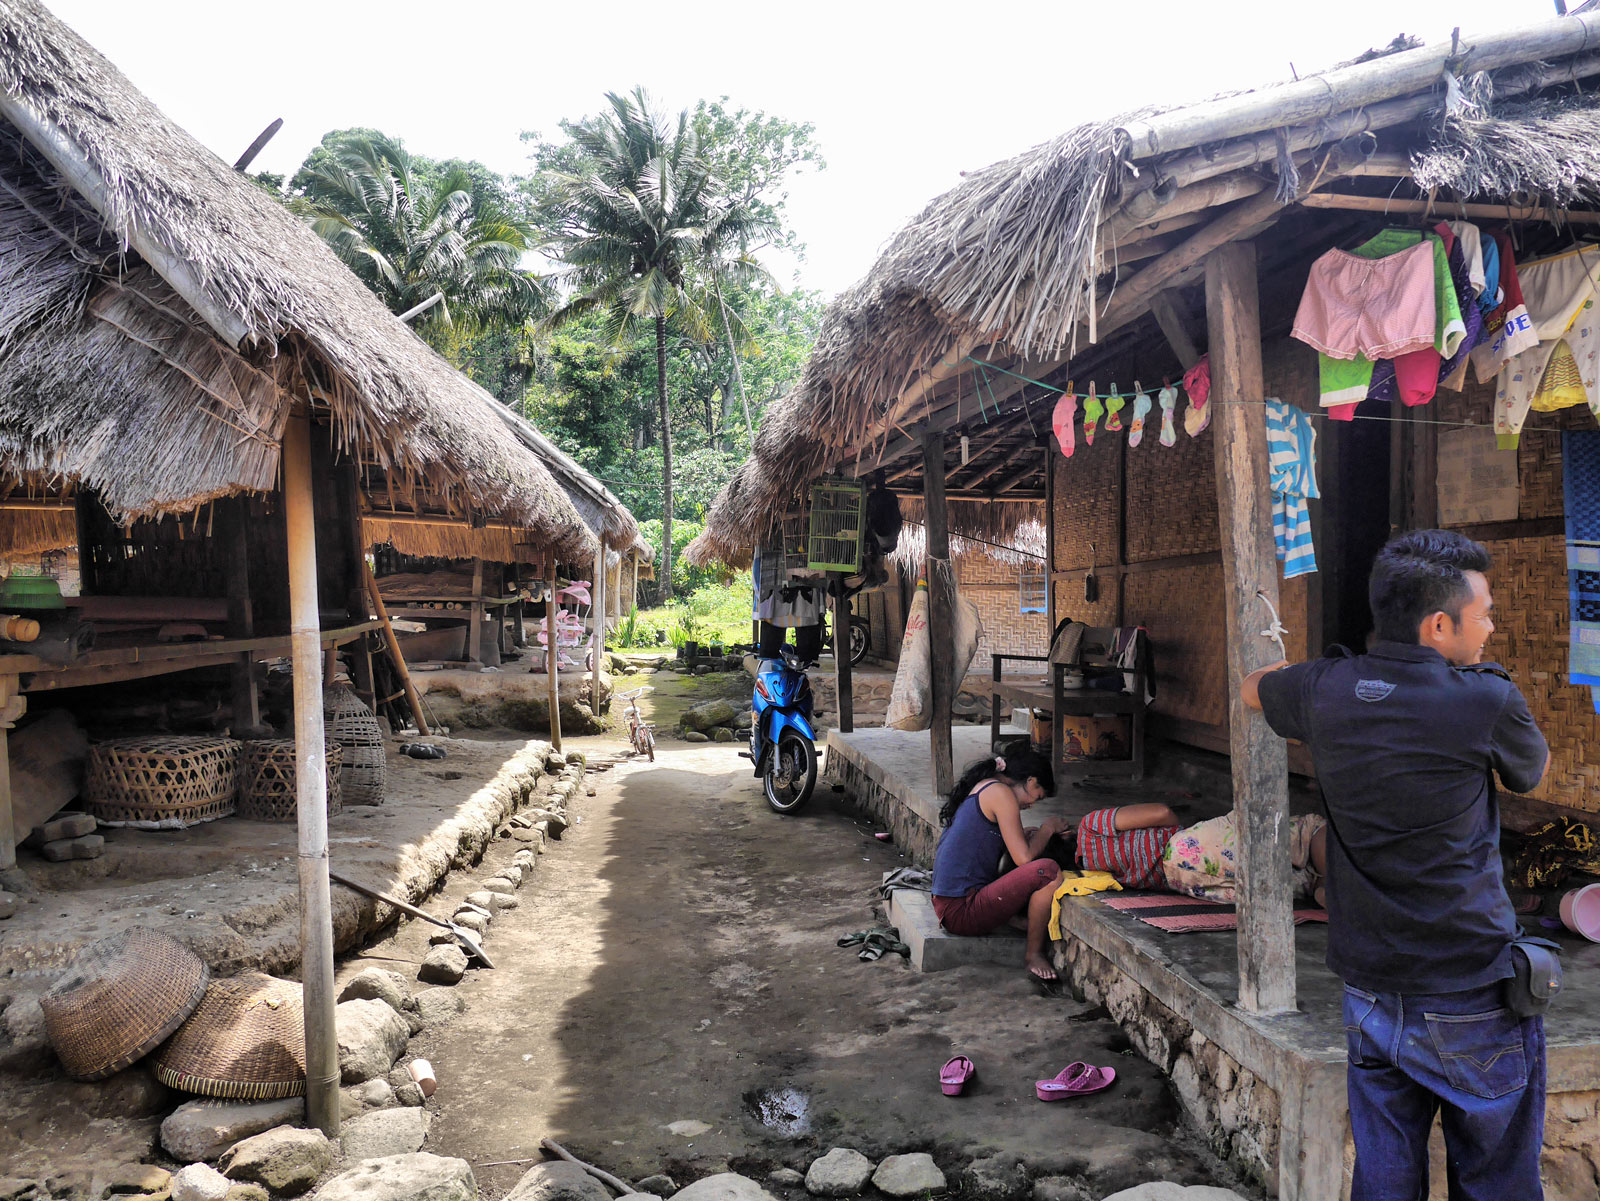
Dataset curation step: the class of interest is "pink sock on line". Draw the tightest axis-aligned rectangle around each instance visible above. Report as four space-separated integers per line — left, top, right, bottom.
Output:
1051 392 1078 457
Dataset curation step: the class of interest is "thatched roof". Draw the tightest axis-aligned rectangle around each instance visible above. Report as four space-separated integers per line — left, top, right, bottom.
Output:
889 517 1046 574
690 13 1600 568
0 0 592 560
494 407 640 551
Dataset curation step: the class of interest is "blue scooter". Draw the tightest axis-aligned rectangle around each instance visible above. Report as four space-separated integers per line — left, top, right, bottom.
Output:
744 647 819 814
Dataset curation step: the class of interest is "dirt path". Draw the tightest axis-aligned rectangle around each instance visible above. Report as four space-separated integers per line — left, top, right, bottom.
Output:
410 743 1249 1200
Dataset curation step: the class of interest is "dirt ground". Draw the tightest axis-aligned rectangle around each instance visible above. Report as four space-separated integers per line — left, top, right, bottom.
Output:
400 739 1254 1200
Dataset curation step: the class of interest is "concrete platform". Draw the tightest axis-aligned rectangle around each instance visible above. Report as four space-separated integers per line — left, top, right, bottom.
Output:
826 726 1600 1201
883 876 1023 972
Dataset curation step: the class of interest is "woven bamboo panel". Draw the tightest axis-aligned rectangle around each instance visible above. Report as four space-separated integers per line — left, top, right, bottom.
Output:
324 683 386 806
1051 439 1119 571
1125 432 1219 561
1052 573 1120 630
1481 535 1600 812
238 741 344 822
86 737 241 826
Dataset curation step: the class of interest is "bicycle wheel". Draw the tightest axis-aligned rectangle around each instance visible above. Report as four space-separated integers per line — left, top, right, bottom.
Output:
643 727 655 762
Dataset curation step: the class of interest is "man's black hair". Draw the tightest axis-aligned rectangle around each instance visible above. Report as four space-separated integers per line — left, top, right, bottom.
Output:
1368 529 1491 643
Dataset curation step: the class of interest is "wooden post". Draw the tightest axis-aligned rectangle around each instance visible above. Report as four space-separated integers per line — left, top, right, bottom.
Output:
921 430 955 797
833 575 854 733
281 413 340 1137
223 500 260 731
364 565 429 737
0 676 20 870
336 461 376 711
468 559 484 666
591 543 606 716
1204 241 1296 1016
546 567 562 751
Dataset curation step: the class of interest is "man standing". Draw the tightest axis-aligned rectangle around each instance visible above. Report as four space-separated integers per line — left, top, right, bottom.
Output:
1244 530 1550 1201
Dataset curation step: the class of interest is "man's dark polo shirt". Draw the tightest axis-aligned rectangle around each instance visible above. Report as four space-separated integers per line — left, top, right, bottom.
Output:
1257 641 1548 994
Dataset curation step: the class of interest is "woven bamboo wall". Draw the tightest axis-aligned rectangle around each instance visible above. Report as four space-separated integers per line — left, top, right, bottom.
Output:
1125 427 1219 562
1051 436 1120 570
957 552 1051 658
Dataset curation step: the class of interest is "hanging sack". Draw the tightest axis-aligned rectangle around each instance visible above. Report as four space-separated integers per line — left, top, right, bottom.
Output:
885 581 984 730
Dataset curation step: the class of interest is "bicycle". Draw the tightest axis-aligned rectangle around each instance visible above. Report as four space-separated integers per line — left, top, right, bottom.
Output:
619 686 655 762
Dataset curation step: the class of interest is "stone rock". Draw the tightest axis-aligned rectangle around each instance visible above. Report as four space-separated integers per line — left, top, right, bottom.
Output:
170 1164 230 1201
672 1175 778 1201
393 1080 425 1107
682 731 709 744
498 865 524 887
710 728 735 743
160 1098 306 1162
418 945 468 986
1099 1190 1245 1201
1030 1180 1091 1201
480 878 515 895
450 912 489 936
2 994 44 1052
338 1108 431 1162
340 1078 397 1116
41 833 103 861
104 1164 172 1194
502 1160 610 1201
463 891 497 911
313 1154 475 1201
961 1157 1028 1201
634 1175 677 1197
224 1186 270 1201
768 1170 804 1188
0 1180 38 1201
219 1126 334 1196
694 665 714 676
335 999 411 1084
414 988 465 1028
0 891 14 920
804 1150 873 1198
546 751 567 770
871 1156 945 1198
510 827 544 845
337 969 413 1016
491 893 520 910
33 812 96 844
663 1120 710 1138
682 698 740 732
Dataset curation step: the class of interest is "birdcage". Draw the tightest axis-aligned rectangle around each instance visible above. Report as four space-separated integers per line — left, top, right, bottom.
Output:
806 479 865 573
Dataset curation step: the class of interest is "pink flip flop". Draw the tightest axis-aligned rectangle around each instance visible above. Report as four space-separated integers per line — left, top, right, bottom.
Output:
1035 1062 1116 1101
940 1056 975 1096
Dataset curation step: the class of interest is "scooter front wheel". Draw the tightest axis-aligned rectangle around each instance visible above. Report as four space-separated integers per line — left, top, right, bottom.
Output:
763 730 818 814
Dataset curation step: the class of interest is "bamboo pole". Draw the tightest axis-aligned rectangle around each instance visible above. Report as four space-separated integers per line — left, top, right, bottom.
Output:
591 542 606 717
921 430 955 798
1298 192 1600 224
282 414 339 1137
1117 14 1600 161
546 567 563 751
364 564 429 737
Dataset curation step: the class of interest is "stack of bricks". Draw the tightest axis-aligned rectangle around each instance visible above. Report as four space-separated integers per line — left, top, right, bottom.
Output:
21 811 102 862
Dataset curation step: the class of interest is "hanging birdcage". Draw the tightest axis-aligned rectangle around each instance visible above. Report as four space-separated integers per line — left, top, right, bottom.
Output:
806 478 865 573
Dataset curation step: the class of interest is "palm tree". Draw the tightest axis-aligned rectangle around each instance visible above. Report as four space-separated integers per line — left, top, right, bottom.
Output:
542 88 774 600
302 133 548 339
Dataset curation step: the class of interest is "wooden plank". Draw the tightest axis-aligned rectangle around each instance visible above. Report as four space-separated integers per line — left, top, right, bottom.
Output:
1452 516 1565 542
468 559 484 666
1051 550 1222 578
1299 191 1600 224
922 429 956 797
363 569 429 736
66 596 230 622
591 544 606 713
546 568 562 751
1205 240 1296 1016
1149 291 1203 369
0 676 15 869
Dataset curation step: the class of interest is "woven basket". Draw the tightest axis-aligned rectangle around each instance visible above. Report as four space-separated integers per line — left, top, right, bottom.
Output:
151 972 306 1099
40 927 209 1080
238 740 344 822
85 736 241 827
324 682 386 806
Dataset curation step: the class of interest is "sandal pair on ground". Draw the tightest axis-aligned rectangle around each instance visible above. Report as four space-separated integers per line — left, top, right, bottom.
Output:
837 925 910 961
939 1056 1116 1100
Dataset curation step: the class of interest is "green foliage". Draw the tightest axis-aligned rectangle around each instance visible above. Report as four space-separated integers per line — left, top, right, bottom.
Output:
625 581 752 651
611 605 645 649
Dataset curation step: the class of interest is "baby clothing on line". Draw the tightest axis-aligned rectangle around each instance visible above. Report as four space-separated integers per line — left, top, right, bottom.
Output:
1471 230 1539 383
1492 245 1600 447
1182 355 1212 436
1157 386 1179 447
1294 238 1438 375
1449 220 1487 300
1264 399 1320 579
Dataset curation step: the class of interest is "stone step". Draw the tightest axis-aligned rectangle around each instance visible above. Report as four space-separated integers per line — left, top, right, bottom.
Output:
884 876 1024 973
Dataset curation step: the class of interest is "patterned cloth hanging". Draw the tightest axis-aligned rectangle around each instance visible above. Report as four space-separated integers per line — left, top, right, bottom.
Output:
1561 429 1600 712
1263 399 1320 579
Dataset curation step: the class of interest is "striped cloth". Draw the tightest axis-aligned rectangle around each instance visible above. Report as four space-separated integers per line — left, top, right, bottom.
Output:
1075 807 1181 890
1264 399 1320 579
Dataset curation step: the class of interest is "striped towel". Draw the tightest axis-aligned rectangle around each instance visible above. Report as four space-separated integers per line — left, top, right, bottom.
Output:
1264 399 1320 579
1562 430 1600 711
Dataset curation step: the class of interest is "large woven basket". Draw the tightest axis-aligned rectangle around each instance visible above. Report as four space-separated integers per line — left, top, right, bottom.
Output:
324 682 386 806
86 736 241 827
40 927 209 1080
151 972 306 1099
238 740 344 822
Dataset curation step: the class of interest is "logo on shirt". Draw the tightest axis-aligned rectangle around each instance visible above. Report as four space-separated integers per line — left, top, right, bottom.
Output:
1355 679 1396 703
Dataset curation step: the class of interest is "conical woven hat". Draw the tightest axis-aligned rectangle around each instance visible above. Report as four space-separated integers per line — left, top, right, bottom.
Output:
151 972 306 1099
40 926 209 1081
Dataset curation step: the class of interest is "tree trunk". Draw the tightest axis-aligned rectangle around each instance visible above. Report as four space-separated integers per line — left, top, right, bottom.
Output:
656 315 674 602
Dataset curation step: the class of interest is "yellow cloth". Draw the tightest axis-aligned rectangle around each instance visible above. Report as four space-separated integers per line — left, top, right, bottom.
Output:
1047 871 1123 940
1530 341 1589 412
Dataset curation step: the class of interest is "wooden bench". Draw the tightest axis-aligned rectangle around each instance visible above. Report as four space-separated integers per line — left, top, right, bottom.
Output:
989 624 1153 782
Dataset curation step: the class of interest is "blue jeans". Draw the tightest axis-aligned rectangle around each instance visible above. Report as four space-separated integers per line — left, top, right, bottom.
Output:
1344 982 1545 1201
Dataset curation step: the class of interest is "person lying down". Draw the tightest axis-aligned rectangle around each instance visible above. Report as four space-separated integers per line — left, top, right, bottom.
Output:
1075 804 1328 906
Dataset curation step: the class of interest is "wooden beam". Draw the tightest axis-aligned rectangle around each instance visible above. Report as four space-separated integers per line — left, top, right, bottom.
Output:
1105 171 1269 243
591 543 606 715
1299 191 1600 224
233 118 283 171
546 568 562 751
364 568 428 736
468 559 484 666
833 575 853 733
1149 291 1203 370
0 676 16 869
922 430 955 797
1205 241 1295 1016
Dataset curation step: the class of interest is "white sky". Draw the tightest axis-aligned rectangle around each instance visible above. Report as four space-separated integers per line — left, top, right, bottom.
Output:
50 0 1536 298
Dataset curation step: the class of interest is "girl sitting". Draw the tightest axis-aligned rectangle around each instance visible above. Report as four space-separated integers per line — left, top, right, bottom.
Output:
930 749 1063 982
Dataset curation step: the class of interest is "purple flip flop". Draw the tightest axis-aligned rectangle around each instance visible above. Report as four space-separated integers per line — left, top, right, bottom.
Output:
1035 1061 1116 1101
940 1055 975 1096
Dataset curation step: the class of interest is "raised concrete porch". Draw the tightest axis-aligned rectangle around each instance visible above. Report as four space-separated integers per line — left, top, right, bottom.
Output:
824 726 1600 1201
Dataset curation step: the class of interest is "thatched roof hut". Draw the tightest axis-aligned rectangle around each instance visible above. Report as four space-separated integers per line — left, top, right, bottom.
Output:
689 12 1600 567
0 0 593 561
494 408 641 551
